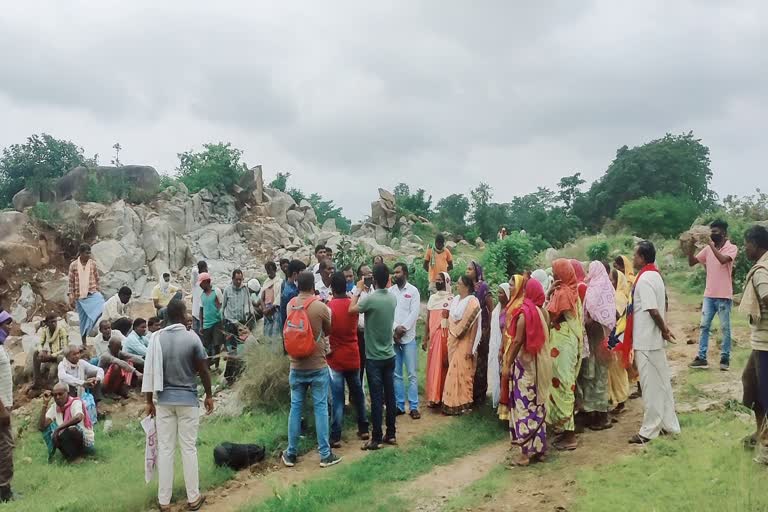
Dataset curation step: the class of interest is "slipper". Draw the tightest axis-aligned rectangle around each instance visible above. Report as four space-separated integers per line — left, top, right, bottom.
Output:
628 434 650 445
187 495 206 511
362 441 381 451
554 441 578 451
588 422 614 431
383 437 398 446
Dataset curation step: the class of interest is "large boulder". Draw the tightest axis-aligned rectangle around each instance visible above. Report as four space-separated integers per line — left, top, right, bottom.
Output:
238 165 265 204
321 218 338 232
264 189 296 227
357 237 396 257
91 239 146 274
679 225 712 255
39 277 70 304
56 165 160 202
286 209 305 228
0 212 31 241
93 200 142 239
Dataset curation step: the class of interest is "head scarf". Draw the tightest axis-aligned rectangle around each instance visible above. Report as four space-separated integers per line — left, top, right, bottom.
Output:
449 293 483 354
584 261 616 331
531 269 550 295
247 279 261 294
506 274 526 315
613 270 630 315
160 274 171 293
470 261 490 307
0 310 11 344
428 272 453 310
510 279 548 354
487 283 511 408
547 258 579 318
570 260 586 283
619 255 636 284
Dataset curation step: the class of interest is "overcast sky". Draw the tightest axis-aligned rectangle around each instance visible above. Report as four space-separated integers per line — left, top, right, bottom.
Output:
1 1 765 220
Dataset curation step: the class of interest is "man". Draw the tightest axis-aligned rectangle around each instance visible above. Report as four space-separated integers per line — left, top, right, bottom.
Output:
68 243 104 346
152 272 183 321
281 260 307 324
148 317 162 334
124 318 149 357
423 234 453 293
389 263 422 419
740 225 768 464
101 286 133 325
39 382 95 462
342 265 356 295
325 247 334 262
260 262 284 352
350 263 398 450
198 273 223 369
98 338 143 398
315 259 335 303
281 272 341 468
191 261 208 333
0 311 15 502
312 245 328 285
356 264 374 383
628 241 681 444
143 299 213 511
31 314 68 390
94 319 127 361
688 220 739 371
57 345 104 399
221 269 253 353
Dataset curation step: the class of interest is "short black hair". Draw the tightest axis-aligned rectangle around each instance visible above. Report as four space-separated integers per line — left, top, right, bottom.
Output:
288 259 307 276
132 317 147 330
373 263 390 289
394 262 409 276
148 316 161 327
197 260 208 272
167 299 187 324
79 243 91 254
315 244 326 254
232 269 243 278
330 271 347 295
112 317 133 336
297 271 315 292
319 259 335 272
435 233 445 244
459 275 475 292
745 225 768 249
265 261 277 272
118 286 132 296
163 272 170 278
357 263 370 278
342 264 353 272
279 258 290 266
710 219 729 232
636 240 656 264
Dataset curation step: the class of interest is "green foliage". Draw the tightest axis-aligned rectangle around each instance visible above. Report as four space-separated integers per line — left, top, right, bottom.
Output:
237 343 290 410
722 188 768 221
434 193 470 236
333 236 370 271
393 183 433 218
158 174 179 190
586 240 610 262
573 132 714 230
616 195 700 238
82 169 155 204
268 172 351 233
507 187 582 248
557 172 586 209
411 256 469 299
28 202 58 225
0 133 90 207
268 171 290 192
177 142 248 193
480 233 536 287
412 222 437 242
470 183 508 242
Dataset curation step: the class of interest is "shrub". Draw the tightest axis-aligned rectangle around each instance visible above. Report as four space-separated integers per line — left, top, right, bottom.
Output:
617 195 701 238
586 240 610 262
177 142 248 194
237 343 290 410
333 236 370 273
29 202 57 224
480 233 535 287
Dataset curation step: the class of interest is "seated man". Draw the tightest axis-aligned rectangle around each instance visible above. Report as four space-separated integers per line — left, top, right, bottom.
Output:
30 314 69 390
98 338 143 398
39 382 95 462
124 318 149 357
152 273 182 320
147 316 162 334
57 345 104 400
93 319 128 362
101 286 133 325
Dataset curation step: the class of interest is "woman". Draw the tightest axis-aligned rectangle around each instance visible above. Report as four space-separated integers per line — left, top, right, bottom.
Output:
259 262 283 353
570 259 587 301
488 283 511 409
546 259 583 451
578 261 617 430
467 261 494 406
423 272 453 408
607 269 631 412
507 279 552 466
531 269 552 297
614 254 640 397
498 275 525 421
442 276 482 416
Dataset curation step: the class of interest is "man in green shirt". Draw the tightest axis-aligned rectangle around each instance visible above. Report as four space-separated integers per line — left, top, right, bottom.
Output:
350 263 397 450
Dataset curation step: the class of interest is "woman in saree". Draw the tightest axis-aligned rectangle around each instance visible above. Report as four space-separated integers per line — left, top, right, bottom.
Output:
613 254 640 397
488 283 511 409
546 258 584 451
423 272 453 408
442 276 482 416
578 261 617 430
507 279 552 466
467 261 494 406
531 269 552 298
498 275 525 421
607 268 631 412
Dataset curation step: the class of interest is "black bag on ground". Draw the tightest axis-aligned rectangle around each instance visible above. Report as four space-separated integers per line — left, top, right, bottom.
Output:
213 442 266 470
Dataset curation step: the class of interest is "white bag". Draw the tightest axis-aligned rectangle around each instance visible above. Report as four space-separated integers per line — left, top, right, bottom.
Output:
141 415 158 483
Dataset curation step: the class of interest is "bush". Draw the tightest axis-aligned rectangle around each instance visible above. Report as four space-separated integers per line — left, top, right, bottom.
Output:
177 142 248 194
333 236 370 273
237 344 290 410
480 233 535 287
617 195 701 238
29 202 57 224
586 240 610 262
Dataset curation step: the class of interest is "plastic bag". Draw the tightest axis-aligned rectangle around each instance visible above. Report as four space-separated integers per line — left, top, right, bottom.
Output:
141 415 158 483
81 390 98 426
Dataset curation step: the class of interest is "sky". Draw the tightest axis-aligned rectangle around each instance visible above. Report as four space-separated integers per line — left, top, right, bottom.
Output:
0 1 765 221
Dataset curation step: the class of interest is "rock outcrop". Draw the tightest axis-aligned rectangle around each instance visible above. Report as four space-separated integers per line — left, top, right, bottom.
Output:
370 188 397 230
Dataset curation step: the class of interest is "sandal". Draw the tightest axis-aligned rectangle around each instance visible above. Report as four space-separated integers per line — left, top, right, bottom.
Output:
383 436 398 446
188 495 206 511
410 409 421 420
554 440 578 451
628 434 650 445
357 432 370 441
362 441 381 451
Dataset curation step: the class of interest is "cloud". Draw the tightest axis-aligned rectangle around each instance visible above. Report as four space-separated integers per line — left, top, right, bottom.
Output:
0 0 765 219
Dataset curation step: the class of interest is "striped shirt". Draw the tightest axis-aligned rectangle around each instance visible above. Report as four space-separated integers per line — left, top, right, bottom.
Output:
68 258 100 300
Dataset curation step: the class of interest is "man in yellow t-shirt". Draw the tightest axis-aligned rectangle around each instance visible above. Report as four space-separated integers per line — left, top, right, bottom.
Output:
152 273 182 320
423 234 453 292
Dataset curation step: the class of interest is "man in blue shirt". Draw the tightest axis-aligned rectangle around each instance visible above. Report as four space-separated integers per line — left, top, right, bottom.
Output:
280 260 307 327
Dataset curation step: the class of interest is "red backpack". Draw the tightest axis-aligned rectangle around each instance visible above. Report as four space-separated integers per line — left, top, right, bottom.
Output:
283 296 320 358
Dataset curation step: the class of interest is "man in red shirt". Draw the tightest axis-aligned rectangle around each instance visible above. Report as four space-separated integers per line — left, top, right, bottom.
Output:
328 272 369 447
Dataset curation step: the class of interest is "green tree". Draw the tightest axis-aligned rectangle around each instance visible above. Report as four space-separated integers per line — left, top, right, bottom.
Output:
177 142 248 193
434 193 470 236
268 172 291 192
506 187 582 248
573 132 714 230
481 233 536 287
393 183 432 218
306 193 352 233
557 172 586 209
616 195 700 238
470 182 506 241
0 133 90 207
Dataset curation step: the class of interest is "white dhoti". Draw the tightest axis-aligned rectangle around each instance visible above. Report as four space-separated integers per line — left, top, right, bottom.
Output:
636 348 681 440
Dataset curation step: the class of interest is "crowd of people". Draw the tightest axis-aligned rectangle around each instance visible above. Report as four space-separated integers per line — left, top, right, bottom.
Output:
1 222 767 508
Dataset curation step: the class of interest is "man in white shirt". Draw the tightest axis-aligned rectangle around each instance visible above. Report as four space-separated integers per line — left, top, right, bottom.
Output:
58 345 104 402
315 260 335 303
312 245 328 286
101 287 133 325
191 261 207 333
629 241 681 444
0 311 15 502
39 382 95 461
389 263 421 419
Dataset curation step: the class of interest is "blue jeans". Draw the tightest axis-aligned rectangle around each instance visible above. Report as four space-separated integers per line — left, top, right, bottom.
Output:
698 297 732 361
157 291 184 320
287 368 331 459
394 339 419 411
366 357 396 442
330 368 369 443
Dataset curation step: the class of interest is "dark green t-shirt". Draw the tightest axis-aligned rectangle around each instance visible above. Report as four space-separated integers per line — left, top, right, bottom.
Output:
358 289 396 361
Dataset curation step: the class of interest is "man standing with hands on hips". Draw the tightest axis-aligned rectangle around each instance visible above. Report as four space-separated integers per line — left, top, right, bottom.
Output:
389 263 422 419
